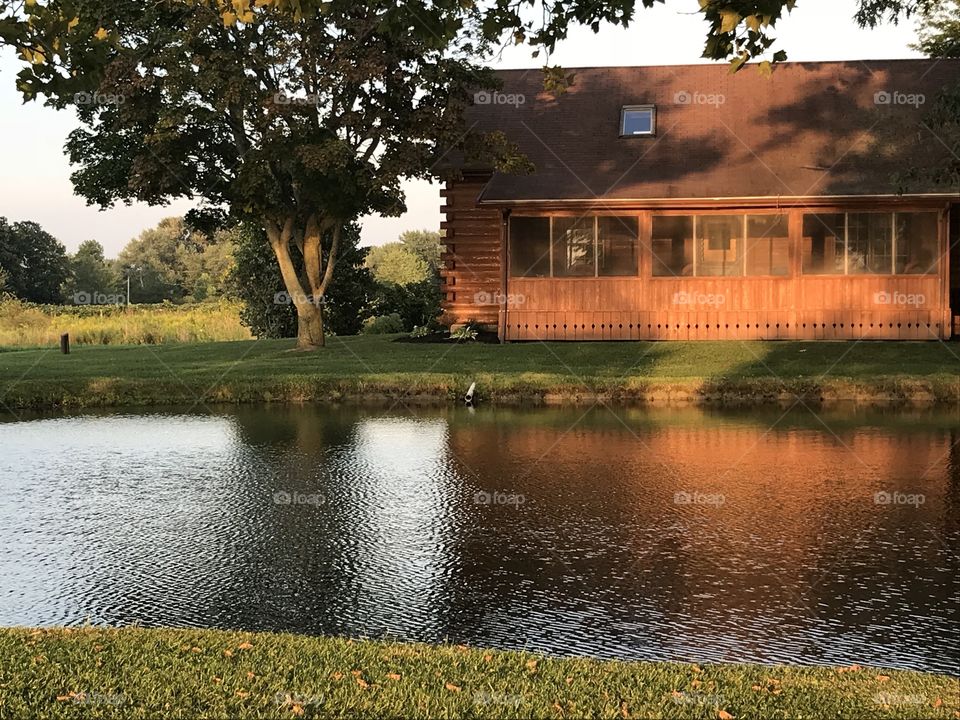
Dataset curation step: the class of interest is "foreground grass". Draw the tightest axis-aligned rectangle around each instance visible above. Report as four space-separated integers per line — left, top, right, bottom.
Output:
1 335 960 409
1 628 955 719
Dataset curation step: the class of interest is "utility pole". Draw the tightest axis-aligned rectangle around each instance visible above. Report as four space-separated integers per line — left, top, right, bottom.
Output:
125 265 141 308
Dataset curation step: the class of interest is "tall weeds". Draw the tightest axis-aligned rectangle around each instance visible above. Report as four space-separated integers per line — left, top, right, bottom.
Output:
0 298 252 348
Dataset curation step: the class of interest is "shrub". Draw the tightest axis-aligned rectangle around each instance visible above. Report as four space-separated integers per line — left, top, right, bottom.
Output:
372 275 442 331
450 321 480 342
361 313 405 335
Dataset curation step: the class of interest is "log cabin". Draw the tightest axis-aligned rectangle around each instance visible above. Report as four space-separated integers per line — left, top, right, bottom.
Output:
439 60 960 341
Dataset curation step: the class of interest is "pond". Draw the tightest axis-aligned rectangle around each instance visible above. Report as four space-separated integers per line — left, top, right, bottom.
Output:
0 404 957 674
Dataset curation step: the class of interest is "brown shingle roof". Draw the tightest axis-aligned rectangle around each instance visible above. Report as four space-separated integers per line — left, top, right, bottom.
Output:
466 60 960 203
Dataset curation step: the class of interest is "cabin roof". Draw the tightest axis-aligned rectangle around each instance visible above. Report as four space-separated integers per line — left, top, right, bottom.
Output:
460 59 960 204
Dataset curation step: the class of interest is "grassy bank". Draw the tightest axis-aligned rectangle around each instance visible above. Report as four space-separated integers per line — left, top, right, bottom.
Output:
0 299 251 347
1 336 960 410
1 627 955 719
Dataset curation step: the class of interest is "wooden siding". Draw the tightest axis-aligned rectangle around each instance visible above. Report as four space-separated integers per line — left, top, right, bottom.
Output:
440 175 502 329
507 276 947 341
441 180 954 341
951 204 959 336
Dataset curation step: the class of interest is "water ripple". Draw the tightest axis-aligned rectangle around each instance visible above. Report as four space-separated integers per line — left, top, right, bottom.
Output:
0 405 957 674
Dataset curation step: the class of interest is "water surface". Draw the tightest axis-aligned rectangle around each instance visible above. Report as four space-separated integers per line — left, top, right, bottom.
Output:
1 405 957 674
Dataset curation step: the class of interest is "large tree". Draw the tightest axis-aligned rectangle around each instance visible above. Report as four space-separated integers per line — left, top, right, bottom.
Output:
111 216 236 303
176 227 237 302
0 218 69 303
0 0 518 348
365 242 431 286
399 229 442 274
183 1 940 71
115 217 190 303
63 239 118 302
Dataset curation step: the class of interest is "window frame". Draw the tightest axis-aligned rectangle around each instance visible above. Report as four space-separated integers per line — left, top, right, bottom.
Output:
744 213 791 277
894 211 941 275
508 209 941 281
597 215 641 277
508 214 640 279
619 105 657 138
507 215 552 278
651 212 791 279
800 210 940 277
551 216 597 278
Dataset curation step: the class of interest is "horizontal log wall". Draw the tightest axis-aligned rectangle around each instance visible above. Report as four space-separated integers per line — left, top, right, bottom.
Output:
440 176 502 330
952 205 959 336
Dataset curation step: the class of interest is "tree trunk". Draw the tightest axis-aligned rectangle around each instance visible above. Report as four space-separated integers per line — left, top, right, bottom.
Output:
296 301 325 349
302 214 324 294
265 217 326 350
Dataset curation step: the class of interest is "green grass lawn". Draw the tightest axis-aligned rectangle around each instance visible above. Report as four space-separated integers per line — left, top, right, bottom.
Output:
2 335 960 409
1 627 956 719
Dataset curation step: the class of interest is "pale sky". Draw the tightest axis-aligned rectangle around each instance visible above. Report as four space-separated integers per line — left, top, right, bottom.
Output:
0 0 924 256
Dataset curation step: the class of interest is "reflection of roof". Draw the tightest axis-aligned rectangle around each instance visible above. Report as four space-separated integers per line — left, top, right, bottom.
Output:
464 60 960 203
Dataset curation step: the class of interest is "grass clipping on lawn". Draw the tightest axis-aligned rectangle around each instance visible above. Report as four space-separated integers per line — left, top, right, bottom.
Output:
0 628 957 719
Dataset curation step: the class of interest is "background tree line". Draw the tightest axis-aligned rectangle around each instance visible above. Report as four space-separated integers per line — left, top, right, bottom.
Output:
0 215 237 304
0 214 443 337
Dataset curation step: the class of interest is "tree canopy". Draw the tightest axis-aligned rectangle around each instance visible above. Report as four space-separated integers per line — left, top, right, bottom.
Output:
0 218 69 304
398 229 442 274
913 0 960 58
365 243 431 286
62 239 118 302
113 217 236 303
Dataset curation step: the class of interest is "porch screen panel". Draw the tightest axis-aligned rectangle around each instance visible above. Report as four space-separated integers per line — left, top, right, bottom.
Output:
598 216 638 276
552 217 596 277
801 214 845 275
895 212 939 274
848 212 893 275
745 215 790 276
652 216 693 277
696 215 744 276
509 217 550 277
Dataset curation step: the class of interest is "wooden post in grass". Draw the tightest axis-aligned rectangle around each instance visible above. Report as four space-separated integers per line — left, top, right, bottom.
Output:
60 333 70 354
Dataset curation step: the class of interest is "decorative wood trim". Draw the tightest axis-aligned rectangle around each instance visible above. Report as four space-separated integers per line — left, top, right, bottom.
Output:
483 195 958 212
498 209 509 343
